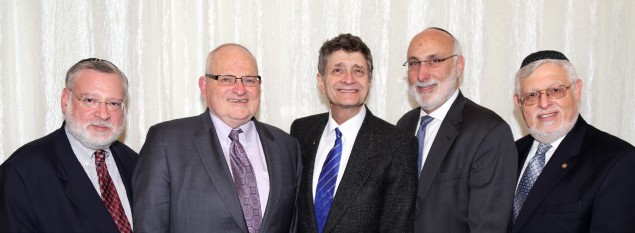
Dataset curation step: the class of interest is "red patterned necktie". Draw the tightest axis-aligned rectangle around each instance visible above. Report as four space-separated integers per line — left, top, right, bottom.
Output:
94 149 132 233
229 129 262 233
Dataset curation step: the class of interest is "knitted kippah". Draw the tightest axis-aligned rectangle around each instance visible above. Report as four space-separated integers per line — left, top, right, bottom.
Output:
520 50 569 68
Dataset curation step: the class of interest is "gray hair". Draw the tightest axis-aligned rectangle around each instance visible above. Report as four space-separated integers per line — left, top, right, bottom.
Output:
514 59 579 96
65 58 129 95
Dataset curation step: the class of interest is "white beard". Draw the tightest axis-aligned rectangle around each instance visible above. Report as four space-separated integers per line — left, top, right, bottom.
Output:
64 103 124 150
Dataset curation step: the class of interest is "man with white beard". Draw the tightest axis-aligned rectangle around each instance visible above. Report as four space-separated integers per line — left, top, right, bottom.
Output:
0 58 137 233
510 50 635 232
396 27 517 233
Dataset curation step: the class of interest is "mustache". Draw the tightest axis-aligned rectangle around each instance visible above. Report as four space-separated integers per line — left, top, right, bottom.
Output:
87 120 113 129
413 80 439 87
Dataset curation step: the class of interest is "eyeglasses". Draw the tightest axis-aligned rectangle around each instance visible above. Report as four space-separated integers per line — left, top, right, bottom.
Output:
205 74 262 87
518 84 573 106
71 91 125 112
403 54 457 71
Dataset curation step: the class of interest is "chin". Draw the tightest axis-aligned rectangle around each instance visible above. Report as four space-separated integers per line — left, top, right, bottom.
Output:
528 117 578 143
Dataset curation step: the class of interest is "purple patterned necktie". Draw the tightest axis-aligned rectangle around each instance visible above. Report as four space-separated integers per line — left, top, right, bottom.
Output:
229 128 262 233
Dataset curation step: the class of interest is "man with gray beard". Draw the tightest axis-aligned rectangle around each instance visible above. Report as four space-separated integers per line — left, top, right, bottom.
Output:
510 50 635 232
0 58 137 233
396 27 517 233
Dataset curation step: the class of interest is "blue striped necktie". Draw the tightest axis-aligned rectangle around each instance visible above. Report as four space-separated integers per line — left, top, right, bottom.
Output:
416 116 434 176
513 142 552 221
315 128 342 233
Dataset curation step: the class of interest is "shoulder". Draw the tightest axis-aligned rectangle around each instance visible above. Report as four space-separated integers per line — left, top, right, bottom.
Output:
396 107 421 128
364 113 417 143
290 113 328 136
149 114 204 133
291 113 328 128
582 124 635 156
255 120 295 143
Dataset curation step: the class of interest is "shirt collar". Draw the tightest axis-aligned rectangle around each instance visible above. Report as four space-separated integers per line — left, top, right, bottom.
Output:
419 89 459 121
326 106 366 140
209 112 255 144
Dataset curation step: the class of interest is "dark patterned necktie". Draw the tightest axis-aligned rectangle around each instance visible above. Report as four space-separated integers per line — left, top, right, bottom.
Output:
513 143 552 221
416 116 434 176
315 128 342 233
94 149 131 233
229 129 262 233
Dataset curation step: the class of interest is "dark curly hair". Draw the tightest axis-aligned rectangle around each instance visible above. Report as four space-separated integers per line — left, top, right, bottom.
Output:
317 33 373 79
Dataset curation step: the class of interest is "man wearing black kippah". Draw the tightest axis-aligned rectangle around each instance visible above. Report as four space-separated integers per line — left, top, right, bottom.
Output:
511 50 635 232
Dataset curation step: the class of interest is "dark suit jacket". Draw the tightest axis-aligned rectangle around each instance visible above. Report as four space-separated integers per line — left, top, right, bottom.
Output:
0 124 138 232
290 108 418 233
397 92 518 233
133 110 302 233
512 116 635 232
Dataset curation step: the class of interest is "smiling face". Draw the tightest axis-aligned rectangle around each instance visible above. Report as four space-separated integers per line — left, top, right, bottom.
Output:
406 29 464 114
198 45 260 128
61 69 126 149
514 62 582 143
318 50 370 115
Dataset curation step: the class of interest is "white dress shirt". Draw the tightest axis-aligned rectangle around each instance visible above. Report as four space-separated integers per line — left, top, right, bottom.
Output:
65 128 133 227
416 89 459 171
312 107 366 199
210 113 270 216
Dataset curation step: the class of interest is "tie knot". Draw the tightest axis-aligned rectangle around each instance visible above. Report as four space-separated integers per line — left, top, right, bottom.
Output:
94 149 107 162
536 142 552 155
419 115 434 128
229 128 243 142
335 128 342 139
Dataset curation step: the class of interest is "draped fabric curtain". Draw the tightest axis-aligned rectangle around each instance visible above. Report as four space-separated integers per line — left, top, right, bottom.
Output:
1 0 634 161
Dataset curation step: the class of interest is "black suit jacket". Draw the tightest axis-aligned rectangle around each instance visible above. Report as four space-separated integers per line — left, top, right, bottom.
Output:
397 92 518 233
133 110 302 233
0 124 137 232
290 108 418 233
512 116 635 232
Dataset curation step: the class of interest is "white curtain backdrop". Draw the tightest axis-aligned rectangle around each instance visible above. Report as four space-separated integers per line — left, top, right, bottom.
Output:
1 0 634 162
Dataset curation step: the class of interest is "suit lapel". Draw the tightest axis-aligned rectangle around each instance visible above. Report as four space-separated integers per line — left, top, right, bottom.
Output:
417 94 463 201
323 110 378 233
110 142 135 203
299 114 328 233
192 111 248 233
255 120 280 233
54 127 117 232
513 117 587 230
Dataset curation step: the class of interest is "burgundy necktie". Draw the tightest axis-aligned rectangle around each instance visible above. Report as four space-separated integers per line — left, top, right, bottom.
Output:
229 129 263 233
95 149 132 233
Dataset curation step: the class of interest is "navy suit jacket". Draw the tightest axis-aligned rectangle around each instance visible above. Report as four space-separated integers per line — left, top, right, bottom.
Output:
512 116 635 232
0 124 138 232
291 108 418 233
397 92 518 233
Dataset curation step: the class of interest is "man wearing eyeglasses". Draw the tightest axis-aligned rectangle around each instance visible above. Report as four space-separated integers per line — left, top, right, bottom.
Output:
132 43 301 233
396 27 517 233
511 50 635 232
0 58 137 233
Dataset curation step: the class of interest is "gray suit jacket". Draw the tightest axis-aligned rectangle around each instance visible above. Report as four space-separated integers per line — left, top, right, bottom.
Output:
133 110 302 233
396 92 518 233
291 108 418 233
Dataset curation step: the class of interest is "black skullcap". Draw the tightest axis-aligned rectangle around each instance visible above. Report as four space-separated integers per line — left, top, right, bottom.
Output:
520 50 569 68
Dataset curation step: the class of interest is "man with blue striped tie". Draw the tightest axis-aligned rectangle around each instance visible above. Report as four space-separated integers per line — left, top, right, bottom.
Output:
291 33 418 233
